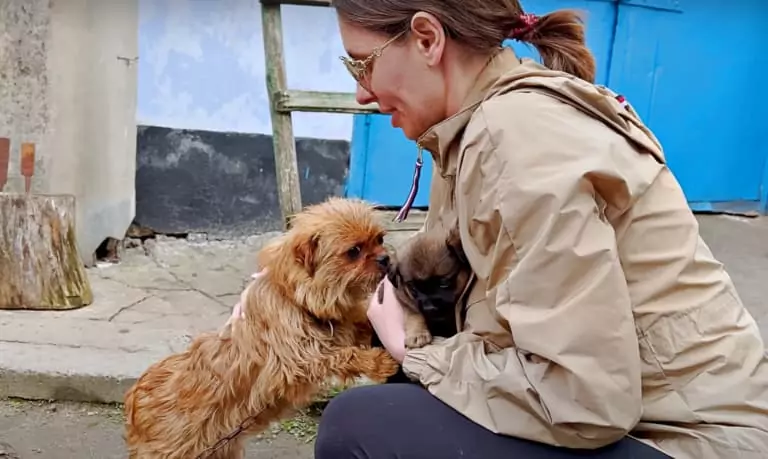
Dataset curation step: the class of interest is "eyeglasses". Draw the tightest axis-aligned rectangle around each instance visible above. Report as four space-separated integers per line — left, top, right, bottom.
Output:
340 31 406 94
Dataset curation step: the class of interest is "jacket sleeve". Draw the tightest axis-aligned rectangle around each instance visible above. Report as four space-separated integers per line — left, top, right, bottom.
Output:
401 96 643 448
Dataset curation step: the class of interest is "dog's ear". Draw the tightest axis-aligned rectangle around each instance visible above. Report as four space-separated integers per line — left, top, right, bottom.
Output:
445 226 469 266
293 231 320 276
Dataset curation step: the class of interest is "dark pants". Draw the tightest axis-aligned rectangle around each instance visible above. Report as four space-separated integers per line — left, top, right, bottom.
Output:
315 334 671 458
314 383 670 459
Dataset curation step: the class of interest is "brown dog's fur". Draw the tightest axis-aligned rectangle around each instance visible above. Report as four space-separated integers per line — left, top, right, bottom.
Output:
123 197 399 459
380 225 472 349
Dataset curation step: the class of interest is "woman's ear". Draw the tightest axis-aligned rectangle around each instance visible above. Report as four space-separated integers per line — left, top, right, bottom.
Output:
410 11 446 67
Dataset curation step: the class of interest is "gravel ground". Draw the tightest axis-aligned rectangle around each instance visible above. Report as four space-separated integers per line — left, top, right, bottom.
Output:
0 398 317 459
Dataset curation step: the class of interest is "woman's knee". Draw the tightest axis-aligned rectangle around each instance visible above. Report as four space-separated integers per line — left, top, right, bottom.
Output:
314 383 427 458
314 386 369 458
316 383 370 431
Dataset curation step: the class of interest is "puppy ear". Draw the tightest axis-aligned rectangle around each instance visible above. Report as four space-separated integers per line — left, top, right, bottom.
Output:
445 226 469 266
293 231 320 276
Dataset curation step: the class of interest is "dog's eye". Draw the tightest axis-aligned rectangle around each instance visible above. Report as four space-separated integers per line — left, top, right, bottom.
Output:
347 245 362 260
439 279 451 289
376 234 384 245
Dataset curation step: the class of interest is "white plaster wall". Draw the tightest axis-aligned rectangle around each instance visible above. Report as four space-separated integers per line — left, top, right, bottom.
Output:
0 0 138 266
137 0 356 141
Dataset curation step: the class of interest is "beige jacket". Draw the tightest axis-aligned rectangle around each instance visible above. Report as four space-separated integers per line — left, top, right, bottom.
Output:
401 48 768 458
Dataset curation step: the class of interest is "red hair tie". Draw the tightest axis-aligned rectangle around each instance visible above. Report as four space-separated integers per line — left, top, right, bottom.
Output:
509 13 540 41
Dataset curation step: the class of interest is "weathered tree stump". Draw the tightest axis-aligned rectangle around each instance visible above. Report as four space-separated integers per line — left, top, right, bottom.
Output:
0 193 93 310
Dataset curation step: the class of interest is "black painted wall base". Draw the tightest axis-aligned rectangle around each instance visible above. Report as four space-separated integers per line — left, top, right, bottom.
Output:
135 125 351 237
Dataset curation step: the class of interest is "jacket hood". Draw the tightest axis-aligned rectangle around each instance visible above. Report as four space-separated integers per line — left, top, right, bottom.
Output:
417 47 666 177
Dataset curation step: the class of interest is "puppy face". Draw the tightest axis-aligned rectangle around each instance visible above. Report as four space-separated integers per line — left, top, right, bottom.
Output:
388 226 471 337
258 197 388 320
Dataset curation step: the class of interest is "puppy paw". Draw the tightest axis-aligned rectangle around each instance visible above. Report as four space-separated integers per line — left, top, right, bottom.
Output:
405 330 433 349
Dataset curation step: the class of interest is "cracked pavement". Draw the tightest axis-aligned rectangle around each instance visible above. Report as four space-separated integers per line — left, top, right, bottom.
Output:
0 215 766 404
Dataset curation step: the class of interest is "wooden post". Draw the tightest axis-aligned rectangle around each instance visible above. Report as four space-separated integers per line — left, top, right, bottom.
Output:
261 2 302 228
256 0 430 225
0 192 93 310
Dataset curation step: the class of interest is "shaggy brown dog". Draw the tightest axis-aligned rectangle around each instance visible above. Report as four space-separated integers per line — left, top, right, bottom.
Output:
380 225 472 349
123 197 399 459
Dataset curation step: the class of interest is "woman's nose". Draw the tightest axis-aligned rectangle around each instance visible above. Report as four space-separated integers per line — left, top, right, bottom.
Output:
355 84 376 106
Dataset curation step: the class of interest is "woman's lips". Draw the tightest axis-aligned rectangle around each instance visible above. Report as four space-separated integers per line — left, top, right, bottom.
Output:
378 106 400 128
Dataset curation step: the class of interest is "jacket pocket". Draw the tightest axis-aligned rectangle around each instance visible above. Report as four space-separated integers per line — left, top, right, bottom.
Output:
642 288 744 366
635 288 749 423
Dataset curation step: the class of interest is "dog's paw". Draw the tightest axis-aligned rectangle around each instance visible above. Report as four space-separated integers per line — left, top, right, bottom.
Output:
405 330 432 349
363 348 400 382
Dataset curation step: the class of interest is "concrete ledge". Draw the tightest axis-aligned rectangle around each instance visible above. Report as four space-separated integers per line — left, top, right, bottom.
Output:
0 341 162 403
0 369 134 404
0 342 364 405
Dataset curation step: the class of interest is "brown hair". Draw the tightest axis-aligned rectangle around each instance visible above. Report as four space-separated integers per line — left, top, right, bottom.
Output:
332 0 596 83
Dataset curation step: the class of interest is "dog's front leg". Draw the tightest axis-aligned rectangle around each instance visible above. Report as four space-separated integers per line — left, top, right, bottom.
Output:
351 319 375 347
322 346 399 384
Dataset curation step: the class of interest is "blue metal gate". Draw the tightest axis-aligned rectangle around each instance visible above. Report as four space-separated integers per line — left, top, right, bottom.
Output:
345 0 768 214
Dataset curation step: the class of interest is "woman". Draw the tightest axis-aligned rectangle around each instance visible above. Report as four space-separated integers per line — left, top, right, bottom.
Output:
315 1 768 458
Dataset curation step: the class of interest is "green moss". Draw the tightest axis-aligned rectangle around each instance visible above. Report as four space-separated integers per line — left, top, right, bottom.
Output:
277 411 319 443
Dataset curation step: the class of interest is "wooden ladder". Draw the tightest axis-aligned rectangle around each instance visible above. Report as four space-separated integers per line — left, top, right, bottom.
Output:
260 0 378 227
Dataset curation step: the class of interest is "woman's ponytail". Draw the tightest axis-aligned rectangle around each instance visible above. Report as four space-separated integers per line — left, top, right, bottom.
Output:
508 9 597 83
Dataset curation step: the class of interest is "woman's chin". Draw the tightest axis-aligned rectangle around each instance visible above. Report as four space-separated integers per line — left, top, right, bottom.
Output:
396 122 418 141
388 112 402 129
389 113 422 141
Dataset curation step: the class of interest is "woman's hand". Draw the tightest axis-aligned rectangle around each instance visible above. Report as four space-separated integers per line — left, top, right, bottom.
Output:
367 277 406 363
221 269 267 337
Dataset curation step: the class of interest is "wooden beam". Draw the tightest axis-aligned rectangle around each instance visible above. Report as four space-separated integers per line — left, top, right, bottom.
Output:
377 209 426 232
261 3 303 227
276 90 380 114
260 0 331 6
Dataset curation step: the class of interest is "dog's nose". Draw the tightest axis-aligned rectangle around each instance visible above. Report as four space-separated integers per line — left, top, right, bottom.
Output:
376 254 390 268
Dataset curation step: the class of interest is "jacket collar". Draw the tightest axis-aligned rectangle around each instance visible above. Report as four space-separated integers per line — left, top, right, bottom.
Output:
417 47 522 177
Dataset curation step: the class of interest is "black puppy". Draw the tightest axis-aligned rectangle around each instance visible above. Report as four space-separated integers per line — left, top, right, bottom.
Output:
377 225 472 349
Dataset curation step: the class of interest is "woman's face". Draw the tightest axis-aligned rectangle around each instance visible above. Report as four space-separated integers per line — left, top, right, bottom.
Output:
337 15 448 141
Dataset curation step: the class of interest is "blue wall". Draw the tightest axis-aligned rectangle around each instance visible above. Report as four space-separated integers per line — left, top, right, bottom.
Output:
608 0 768 212
346 0 768 215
